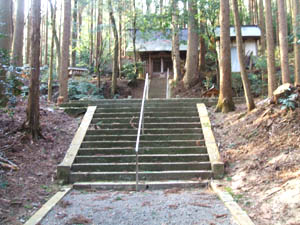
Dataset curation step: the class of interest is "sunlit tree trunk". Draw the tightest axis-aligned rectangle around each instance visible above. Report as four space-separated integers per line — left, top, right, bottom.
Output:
58 0 71 103
89 0 94 67
183 0 199 88
259 0 266 54
232 0 255 111
171 0 181 82
44 3 49 65
0 0 12 106
265 0 276 97
216 0 235 113
132 0 138 77
96 0 103 89
48 0 57 102
108 0 118 95
71 0 78 67
293 0 300 85
12 0 25 67
26 6 31 64
118 1 122 78
277 0 290 84
25 0 41 139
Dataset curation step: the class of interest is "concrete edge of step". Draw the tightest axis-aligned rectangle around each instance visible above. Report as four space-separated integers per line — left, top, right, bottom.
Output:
197 103 224 179
57 106 96 183
24 185 72 225
210 180 255 225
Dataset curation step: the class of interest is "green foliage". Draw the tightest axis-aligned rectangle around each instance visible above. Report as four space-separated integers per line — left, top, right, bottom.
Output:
121 62 144 80
68 78 104 100
279 93 298 110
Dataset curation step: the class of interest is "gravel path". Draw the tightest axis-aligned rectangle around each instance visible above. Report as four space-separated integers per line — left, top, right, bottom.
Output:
41 188 238 225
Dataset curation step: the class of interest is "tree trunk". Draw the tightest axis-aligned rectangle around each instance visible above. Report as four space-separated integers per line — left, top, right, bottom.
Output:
259 0 266 54
199 21 206 72
146 0 151 14
58 0 71 103
89 0 94 67
44 3 49 65
71 0 78 67
0 0 12 106
96 0 103 89
293 0 300 85
171 0 181 82
183 0 199 88
12 0 25 67
25 0 41 140
265 0 276 97
48 0 61 80
132 0 138 77
26 6 31 65
108 0 118 95
277 0 290 84
118 1 122 78
216 0 235 113
232 0 255 111
48 0 57 102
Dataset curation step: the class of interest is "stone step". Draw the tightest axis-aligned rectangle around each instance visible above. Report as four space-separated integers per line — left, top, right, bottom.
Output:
74 154 210 163
80 140 205 148
86 128 203 135
77 146 207 155
91 117 200 124
73 180 209 191
71 162 211 172
93 111 199 118
69 170 213 182
84 134 203 142
88 122 201 129
95 107 197 113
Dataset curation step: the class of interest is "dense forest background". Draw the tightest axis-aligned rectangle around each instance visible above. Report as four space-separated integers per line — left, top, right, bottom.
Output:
0 0 299 137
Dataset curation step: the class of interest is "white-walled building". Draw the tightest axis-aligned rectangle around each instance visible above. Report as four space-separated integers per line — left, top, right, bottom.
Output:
215 26 261 72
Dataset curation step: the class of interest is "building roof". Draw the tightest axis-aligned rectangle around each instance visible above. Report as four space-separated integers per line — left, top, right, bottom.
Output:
127 29 188 52
215 25 261 39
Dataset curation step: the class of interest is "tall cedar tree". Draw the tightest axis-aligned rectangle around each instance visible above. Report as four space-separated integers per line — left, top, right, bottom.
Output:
293 0 300 85
48 0 57 102
232 0 255 111
58 0 71 102
71 0 78 67
12 0 25 67
96 0 103 89
25 0 41 139
171 0 181 82
44 3 49 65
265 0 276 97
0 0 12 106
26 6 31 64
89 0 94 67
183 0 199 88
216 0 235 113
132 0 138 77
259 0 266 54
277 0 290 84
108 0 118 95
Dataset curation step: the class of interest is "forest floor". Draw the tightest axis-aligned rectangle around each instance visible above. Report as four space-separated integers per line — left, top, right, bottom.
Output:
0 99 81 225
209 100 300 225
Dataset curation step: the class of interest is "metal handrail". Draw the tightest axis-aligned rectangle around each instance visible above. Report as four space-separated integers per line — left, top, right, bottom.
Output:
135 73 149 191
166 68 170 99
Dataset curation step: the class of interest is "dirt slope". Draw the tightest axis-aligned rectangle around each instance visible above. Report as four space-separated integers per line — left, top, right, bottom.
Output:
209 100 300 225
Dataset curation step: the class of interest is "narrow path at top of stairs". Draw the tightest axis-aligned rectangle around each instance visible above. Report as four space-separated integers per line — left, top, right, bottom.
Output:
148 76 167 99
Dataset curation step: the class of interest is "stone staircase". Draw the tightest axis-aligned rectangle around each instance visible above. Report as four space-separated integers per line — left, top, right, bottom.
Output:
59 98 231 190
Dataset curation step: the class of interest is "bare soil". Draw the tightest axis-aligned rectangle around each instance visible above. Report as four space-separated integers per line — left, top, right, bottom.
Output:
209 100 300 225
0 99 80 225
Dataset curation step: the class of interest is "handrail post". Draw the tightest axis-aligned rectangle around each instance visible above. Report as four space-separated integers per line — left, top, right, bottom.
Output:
135 73 149 192
166 68 169 99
